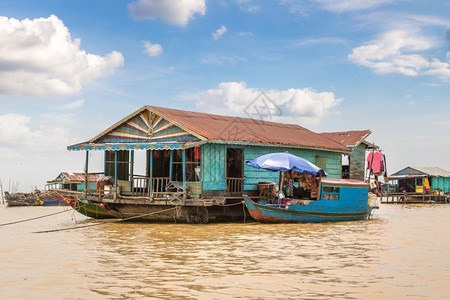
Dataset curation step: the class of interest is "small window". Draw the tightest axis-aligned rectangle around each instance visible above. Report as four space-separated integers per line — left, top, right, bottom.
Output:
322 186 340 200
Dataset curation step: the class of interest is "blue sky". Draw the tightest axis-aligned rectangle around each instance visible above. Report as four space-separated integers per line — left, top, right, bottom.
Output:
0 0 449 191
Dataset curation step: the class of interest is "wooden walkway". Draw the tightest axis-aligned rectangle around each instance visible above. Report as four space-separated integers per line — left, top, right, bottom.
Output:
382 193 449 204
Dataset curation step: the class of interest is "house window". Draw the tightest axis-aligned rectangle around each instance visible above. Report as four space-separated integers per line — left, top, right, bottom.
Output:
315 156 327 171
105 150 130 181
322 186 339 200
172 148 201 182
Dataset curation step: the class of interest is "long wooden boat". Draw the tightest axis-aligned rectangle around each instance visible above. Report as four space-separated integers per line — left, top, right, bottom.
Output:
4 191 39 206
243 179 373 223
57 195 115 219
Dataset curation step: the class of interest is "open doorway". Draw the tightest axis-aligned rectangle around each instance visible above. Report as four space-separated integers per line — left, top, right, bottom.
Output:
226 148 244 195
342 154 350 179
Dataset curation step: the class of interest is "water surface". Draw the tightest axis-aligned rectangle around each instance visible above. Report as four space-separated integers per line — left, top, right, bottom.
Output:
0 204 449 299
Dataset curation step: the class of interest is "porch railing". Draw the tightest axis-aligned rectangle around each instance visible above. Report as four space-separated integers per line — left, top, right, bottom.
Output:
131 176 171 197
226 177 245 196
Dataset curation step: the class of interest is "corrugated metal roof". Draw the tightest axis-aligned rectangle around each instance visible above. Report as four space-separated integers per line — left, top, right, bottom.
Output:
320 130 371 148
47 172 105 183
146 106 350 152
390 166 450 178
410 167 450 177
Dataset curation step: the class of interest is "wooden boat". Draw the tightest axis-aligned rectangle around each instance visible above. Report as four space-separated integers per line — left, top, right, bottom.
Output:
57 195 115 219
37 194 67 206
243 179 373 223
4 191 39 206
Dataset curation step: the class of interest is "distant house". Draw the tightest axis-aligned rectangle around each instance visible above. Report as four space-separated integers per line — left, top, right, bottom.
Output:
46 172 104 193
320 130 377 181
388 167 450 193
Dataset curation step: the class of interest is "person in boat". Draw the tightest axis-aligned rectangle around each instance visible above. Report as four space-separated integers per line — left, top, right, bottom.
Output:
280 171 319 201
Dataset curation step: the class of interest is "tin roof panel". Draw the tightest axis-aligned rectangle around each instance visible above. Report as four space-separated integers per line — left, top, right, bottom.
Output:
148 106 350 152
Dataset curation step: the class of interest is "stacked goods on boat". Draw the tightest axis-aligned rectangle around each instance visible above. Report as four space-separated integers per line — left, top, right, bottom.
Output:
4 191 39 206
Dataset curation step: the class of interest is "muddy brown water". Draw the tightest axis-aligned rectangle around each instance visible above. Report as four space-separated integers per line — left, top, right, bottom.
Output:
0 204 449 299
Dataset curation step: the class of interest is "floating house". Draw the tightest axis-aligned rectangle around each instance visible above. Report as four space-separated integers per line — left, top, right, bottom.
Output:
46 172 104 193
320 130 377 181
388 167 450 193
67 106 372 222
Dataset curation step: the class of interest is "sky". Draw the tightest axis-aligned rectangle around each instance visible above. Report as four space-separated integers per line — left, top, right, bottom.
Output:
0 0 449 192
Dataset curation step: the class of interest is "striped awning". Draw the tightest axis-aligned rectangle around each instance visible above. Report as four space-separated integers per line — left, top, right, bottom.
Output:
67 142 186 151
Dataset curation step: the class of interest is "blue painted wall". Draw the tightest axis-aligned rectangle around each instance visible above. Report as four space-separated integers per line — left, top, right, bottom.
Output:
201 143 342 191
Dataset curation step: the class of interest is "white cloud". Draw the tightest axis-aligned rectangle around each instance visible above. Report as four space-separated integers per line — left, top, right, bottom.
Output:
196 81 342 124
237 0 261 12
349 29 450 80
0 113 72 154
280 0 401 15
52 99 85 110
238 31 254 37
314 0 400 12
128 0 206 27
212 25 227 40
201 54 247 65
297 37 346 46
0 15 124 97
143 41 163 57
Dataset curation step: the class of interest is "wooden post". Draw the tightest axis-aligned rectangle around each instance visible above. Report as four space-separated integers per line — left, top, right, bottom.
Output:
169 150 174 180
130 150 134 181
85 150 89 198
130 150 134 195
104 151 107 175
114 151 118 198
317 173 322 200
149 150 153 199
278 172 282 192
182 148 186 202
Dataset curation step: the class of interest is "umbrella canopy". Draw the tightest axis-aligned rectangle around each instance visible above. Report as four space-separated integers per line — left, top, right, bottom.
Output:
246 151 328 176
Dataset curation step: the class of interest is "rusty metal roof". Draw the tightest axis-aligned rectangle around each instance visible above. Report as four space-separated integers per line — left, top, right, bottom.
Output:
320 130 371 149
47 172 104 184
147 106 350 152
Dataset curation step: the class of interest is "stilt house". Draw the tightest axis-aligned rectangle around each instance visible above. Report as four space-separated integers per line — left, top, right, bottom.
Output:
389 167 450 193
67 106 353 200
320 130 377 181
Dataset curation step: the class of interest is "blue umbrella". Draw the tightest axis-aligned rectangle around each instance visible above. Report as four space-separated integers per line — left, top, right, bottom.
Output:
246 151 327 176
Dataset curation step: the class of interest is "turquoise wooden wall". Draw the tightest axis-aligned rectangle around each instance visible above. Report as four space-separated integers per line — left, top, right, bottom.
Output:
77 182 97 193
201 144 227 191
201 143 342 191
431 177 450 193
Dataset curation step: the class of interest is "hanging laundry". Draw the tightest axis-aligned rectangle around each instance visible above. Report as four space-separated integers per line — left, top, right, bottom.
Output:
367 152 385 175
424 177 430 191
194 146 201 160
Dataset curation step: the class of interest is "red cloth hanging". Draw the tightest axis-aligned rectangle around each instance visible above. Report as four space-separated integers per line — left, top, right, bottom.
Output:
367 152 384 175
194 146 201 160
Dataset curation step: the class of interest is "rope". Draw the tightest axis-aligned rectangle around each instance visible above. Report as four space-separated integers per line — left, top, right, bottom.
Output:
215 201 245 207
33 206 177 234
0 190 94 227
0 209 71 227
242 200 247 223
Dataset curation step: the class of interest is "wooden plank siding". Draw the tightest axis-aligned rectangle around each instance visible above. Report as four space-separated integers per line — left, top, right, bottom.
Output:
349 144 366 181
201 143 227 191
200 143 342 192
431 177 450 193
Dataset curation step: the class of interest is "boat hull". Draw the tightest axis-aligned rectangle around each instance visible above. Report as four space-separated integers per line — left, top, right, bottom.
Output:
243 195 372 223
57 196 115 219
